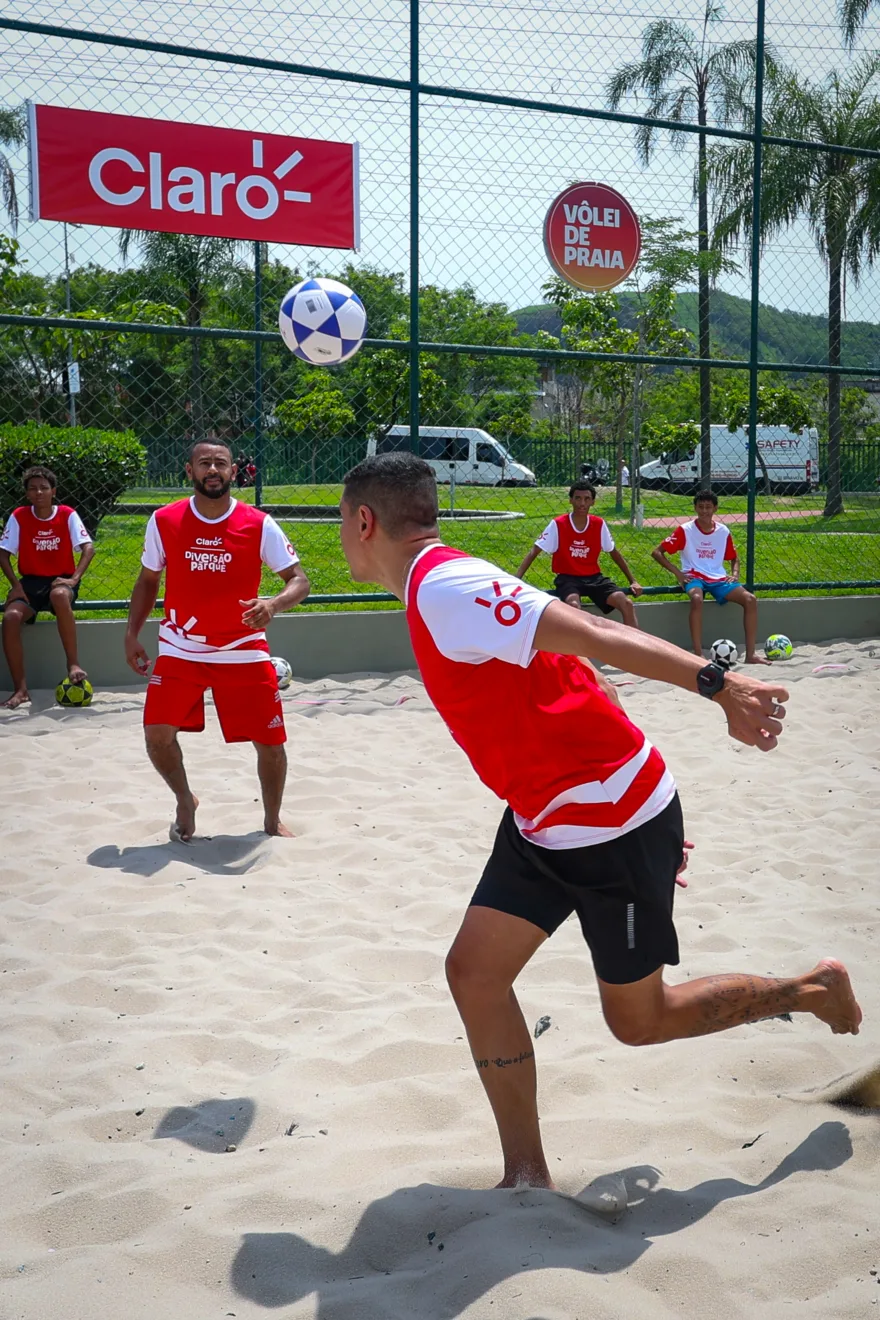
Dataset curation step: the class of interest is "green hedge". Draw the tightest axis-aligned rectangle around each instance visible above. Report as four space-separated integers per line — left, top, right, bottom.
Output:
0 424 145 535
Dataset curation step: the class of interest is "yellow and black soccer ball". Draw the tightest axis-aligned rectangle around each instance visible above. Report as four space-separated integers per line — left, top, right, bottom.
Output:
55 676 94 707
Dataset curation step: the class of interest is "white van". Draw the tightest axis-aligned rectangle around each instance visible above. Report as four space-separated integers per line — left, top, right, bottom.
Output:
368 426 536 487
639 425 820 495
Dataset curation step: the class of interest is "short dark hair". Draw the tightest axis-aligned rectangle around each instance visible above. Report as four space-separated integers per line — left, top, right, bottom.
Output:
187 438 233 464
694 488 718 506
22 464 57 490
343 452 439 540
569 480 596 499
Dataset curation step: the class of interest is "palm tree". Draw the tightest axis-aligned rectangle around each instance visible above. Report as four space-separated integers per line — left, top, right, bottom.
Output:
119 231 241 440
607 6 772 487
839 0 879 47
710 55 880 518
0 105 26 233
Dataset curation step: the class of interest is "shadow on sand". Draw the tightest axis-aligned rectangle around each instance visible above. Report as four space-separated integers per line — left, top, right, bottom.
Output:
87 831 274 877
230 1121 851 1315
154 1097 256 1153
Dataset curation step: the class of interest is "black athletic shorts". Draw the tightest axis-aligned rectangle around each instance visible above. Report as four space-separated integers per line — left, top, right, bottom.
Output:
553 573 624 614
470 794 684 985
15 574 80 623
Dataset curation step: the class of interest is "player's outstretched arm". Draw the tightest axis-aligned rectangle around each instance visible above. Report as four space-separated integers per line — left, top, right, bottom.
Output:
533 600 788 751
125 566 162 674
514 546 542 579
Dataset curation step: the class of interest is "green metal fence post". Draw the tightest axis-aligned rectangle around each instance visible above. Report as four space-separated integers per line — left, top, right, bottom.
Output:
254 240 264 508
745 0 767 592
409 0 420 451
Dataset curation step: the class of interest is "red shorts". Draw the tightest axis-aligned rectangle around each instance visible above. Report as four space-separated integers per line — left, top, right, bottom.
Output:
144 656 286 745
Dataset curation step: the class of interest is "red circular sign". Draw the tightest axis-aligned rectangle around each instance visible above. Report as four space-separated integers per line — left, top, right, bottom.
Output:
544 182 641 292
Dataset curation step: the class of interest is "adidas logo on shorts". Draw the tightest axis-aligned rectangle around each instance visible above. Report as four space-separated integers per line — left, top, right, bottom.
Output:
148 675 162 685
267 714 283 729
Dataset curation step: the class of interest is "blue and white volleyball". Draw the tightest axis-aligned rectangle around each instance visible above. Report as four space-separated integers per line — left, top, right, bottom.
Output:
278 278 367 365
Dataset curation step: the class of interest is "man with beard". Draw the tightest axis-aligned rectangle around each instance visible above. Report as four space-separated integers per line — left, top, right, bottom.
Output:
124 440 310 840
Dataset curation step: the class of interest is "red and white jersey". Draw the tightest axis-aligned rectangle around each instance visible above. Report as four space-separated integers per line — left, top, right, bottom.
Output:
406 545 675 849
142 497 298 664
658 518 736 583
535 513 614 576
0 504 91 577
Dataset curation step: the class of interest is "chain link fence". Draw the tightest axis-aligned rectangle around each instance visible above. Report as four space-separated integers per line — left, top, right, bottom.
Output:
1 0 879 612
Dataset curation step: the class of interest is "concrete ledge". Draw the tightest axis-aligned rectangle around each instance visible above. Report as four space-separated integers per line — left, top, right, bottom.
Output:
2 595 877 691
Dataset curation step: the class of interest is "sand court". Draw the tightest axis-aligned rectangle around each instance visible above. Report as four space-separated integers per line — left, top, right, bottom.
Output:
0 639 878 1319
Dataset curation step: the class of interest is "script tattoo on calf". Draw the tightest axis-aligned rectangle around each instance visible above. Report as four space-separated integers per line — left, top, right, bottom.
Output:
474 1049 535 1070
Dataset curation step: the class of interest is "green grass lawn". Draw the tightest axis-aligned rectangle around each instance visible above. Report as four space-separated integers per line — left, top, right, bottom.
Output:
80 484 880 612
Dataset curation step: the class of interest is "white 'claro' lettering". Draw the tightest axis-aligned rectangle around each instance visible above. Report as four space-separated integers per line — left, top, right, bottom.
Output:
87 138 313 217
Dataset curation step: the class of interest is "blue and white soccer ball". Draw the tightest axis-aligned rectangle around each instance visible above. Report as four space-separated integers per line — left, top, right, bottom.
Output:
278 277 367 365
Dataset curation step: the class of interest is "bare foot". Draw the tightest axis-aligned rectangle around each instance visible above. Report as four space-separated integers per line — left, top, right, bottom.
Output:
808 958 862 1035
68 664 88 683
170 793 199 844
745 653 772 666
264 820 294 837
495 1163 556 1190
2 687 30 709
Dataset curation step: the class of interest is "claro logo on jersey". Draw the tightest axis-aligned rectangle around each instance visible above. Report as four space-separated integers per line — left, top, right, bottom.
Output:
475 581 523 627
34 532 62 551
186 541 234 572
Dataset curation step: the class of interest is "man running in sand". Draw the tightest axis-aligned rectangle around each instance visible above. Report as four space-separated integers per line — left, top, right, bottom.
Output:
651 489 770 664
1 465 95 709
339 452 861 1190
124 439 310 840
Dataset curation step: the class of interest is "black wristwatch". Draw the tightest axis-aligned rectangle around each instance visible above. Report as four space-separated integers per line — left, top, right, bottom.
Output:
696 662 727 699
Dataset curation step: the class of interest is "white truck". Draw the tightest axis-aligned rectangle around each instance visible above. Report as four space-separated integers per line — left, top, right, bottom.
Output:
639 425 820 495
368 426 537 487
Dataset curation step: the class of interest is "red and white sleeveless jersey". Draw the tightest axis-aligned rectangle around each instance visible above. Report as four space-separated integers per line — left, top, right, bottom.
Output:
0 504 91 577
406 545 675 849
659 518 736 583
142 497 298 663
535 513 614 576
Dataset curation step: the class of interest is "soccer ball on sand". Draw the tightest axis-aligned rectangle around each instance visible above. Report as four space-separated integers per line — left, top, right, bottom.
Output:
270 656 293 691
278 278 367 365
765 633 793 660
710 638 738 669
55 676 93 707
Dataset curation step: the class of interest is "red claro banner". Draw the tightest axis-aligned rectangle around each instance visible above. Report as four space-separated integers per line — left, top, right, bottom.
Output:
27 103 360 249
544 182 640 292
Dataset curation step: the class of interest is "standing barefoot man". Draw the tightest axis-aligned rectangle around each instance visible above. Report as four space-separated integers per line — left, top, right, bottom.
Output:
125 439 310 840
1 465 95 708
340 453 860 1190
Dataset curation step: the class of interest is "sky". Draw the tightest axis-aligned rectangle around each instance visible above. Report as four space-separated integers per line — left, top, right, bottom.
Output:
1 0 879 356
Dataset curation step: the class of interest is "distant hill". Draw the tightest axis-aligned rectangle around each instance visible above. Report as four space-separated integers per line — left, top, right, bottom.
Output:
514 291 880 373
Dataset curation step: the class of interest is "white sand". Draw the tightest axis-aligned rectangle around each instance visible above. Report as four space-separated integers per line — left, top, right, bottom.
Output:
1 638 879 1319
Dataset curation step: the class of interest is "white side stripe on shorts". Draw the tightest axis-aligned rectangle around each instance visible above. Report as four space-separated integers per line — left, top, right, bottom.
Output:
627 903 635 950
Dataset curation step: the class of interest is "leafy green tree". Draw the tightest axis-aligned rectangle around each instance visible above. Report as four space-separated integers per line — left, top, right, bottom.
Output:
720 376 813 493
275 372 356 484
711 55 880 516
352 349 447 441
0 105 25 233
119 232 244 441
546 221 695 507
607 8 770 485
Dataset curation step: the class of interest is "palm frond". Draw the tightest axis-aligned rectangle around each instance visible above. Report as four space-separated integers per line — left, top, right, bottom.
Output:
839 0 878 48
